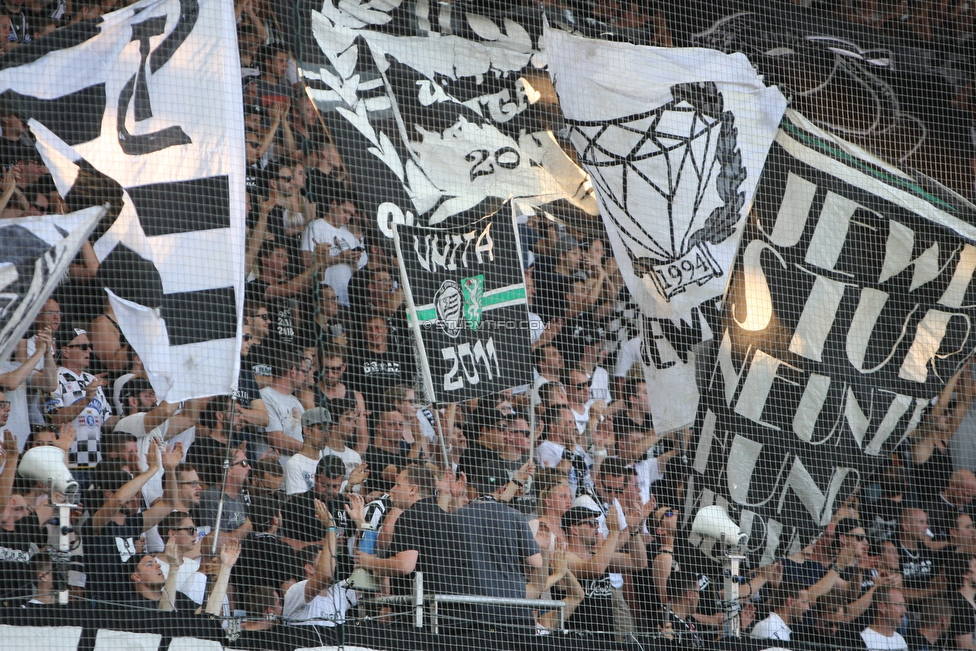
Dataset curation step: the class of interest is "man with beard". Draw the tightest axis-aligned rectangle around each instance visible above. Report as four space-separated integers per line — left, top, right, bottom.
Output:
317 345 367 453
279 455 357 581
193 447 253 546
113 377 201 505
236 323 269 431
187 396 246 487
85 441 182 601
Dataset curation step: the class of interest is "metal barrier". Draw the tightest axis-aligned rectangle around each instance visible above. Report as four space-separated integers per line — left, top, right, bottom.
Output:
370 573 567 634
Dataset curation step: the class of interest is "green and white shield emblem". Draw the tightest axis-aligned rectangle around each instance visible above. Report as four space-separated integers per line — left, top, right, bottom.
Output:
461 275 485 331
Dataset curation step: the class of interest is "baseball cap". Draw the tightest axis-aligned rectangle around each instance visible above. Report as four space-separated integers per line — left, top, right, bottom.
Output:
302 406 333 428
120 377 153 399
554 233 580 256
562 504 602 530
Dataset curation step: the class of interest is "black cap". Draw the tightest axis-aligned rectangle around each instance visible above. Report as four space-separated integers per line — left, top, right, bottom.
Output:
121 377 153 399
562 505 602 531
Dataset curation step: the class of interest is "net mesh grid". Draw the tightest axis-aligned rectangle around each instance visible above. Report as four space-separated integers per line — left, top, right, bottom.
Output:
0 1 973 651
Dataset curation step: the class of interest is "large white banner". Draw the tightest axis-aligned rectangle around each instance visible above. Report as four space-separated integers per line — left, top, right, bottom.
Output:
0 0 246 400
304 0 598 237
545 27 787 431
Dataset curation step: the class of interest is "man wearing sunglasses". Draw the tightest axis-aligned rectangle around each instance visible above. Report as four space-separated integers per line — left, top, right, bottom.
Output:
155 510 203 595
48 328 118 471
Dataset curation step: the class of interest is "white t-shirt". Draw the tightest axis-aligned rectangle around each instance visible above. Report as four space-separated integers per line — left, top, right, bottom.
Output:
324 446 362 476
0 360 30 450
284 453 320 495
614 337 642 378
860 627 908 651
283 579 356 627
260 387 304 469
570 403 590 434
156 555 202 594
588 366 612 404
751 612 791 641
114 411 194 505
592 496 627 589
536 440 591 495
633 456 663 505
300 219 367 306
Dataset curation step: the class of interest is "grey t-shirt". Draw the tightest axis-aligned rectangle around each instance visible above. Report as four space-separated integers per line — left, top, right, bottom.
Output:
193 485 250 535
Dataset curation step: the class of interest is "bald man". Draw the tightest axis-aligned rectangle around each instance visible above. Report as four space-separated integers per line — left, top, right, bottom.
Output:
925 469 976 544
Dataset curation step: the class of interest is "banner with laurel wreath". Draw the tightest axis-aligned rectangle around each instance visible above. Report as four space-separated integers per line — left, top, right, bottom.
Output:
545 28 787 432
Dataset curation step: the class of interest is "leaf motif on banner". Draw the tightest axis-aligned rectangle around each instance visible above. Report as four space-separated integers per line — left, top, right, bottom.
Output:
690 114 746 247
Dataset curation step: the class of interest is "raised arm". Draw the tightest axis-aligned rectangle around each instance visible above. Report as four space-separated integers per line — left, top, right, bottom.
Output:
305 499 338 602
92 441 161 534
141 443 184 530
0 432 18 512
205 540 241 615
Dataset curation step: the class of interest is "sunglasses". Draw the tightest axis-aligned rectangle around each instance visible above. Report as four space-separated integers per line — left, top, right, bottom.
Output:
173 526 198 536
255 313 270 321
242 334 253 341
324 365 344 373
572 382 589 390
66 343 92 351
846 533 867 542
178 480 201 487
278 175 293 182
658 509 676 522
231 459 250 468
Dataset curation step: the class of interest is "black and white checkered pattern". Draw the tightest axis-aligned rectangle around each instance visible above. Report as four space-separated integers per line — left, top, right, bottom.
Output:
50 368 111 469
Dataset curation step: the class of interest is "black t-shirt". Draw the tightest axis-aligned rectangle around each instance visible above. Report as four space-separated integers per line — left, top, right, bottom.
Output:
247 279 296 348
532 265 573 322
904 626 950 651
0 515 45 604
348 346 413 413
924 496 961 542
306 168 341 207
363 446 406 494
948 591 976 643
233 532 304 594
914 446 954 506
900 543 938 591
279 492 352 579
236 365 260 408
388 497 459 600
84 512 145 602
863 497 904 544
556 570 613 633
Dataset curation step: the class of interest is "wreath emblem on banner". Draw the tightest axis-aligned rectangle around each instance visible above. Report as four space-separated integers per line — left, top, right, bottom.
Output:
569 82 746 302
434 280 464 338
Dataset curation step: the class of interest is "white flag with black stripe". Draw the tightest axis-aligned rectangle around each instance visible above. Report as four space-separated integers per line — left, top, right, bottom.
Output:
0 0 245 400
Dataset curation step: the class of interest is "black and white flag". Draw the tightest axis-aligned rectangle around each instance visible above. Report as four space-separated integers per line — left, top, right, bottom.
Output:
0 0 246 400
304 0 598 238
544 27 787 432
0 208 103 364
690 110 976 563
394 207 533 403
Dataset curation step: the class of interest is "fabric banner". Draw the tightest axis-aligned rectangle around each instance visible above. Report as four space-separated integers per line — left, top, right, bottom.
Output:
0 207 103 365
394 206 533 403
689 109 976 563
0 0 246 401
544 27 787 432
304 0 598 239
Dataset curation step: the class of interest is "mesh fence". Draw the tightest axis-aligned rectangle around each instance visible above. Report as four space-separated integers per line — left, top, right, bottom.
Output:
0 1 975 650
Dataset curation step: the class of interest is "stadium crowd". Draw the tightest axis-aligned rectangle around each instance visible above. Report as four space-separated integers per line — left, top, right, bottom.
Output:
0 0 974 650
